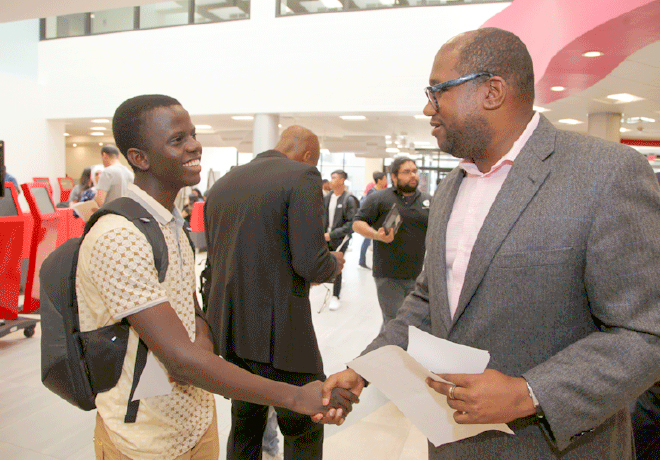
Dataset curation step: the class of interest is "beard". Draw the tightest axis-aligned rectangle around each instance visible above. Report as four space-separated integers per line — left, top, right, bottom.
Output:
440 113 492 162
396 182 417 194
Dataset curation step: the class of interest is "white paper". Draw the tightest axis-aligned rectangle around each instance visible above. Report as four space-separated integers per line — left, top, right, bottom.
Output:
131 352 173 401
347 328 513 447
407 326 491 375
71 200 99 222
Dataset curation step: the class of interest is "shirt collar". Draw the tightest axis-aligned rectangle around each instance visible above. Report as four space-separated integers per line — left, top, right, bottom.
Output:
459 111 540 177
125 183 181 227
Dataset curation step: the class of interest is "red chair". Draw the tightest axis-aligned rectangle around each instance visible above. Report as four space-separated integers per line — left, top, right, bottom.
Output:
189 201 206 251
190 201 205 232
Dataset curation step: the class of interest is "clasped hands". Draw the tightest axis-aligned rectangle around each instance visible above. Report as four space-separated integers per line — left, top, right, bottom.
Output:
311 368 536 425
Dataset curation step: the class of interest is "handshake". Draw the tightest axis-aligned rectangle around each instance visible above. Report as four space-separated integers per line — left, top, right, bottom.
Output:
294 369 366 425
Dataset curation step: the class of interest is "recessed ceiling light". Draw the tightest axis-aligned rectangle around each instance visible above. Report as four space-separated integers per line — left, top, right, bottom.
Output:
91 119 110 123
195 125 212 130
340 115 367 120
386 147 400 154
558 119 583 125
414 115 430 119
551 86 565 92
99 142 103 146
91 132 104 136
607 93 644 103
64 132 70 136
91 126 106 131
582 51 603 57
620 127 631 133
72 143 77 147
232 115 254 120
625 116 655 124
533 106 549 113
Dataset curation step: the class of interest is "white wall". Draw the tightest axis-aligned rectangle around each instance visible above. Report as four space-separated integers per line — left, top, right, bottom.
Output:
0 19 66 206
39 3 508 120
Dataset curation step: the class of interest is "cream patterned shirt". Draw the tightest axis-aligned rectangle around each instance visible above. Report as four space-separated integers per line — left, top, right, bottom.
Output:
76 184 214 460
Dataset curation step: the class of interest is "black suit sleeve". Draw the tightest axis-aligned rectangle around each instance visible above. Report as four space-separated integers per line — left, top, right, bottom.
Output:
288 168 337 283
329 194 359 241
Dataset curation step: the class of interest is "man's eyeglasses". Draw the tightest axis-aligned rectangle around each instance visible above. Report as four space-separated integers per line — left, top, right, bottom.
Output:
425 72 493 112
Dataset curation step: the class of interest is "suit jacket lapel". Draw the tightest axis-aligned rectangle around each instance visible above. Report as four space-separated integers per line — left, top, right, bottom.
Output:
452 115 556 324
429 167 464 332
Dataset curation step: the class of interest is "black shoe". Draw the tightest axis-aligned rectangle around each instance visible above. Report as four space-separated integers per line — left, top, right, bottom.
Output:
358 263 371 270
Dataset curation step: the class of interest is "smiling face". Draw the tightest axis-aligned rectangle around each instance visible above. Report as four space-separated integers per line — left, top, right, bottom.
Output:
140 105 202 192
423 46 492 163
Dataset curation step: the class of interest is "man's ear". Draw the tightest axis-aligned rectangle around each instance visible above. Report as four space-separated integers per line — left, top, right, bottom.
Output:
483 76 506 110
127 148 149 172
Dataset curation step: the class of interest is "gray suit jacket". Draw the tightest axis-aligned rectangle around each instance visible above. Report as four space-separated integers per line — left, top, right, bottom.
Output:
365 115 660 459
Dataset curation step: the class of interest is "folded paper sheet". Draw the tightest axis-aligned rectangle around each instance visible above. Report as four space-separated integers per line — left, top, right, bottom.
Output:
347 327 513 447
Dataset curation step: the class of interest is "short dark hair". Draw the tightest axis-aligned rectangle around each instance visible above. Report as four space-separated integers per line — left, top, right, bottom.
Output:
100 145 119 157
373 172 386 182
112 94 181 168
322 179 329 184
452 27 535 105
331 170 347 180
389 157 415 176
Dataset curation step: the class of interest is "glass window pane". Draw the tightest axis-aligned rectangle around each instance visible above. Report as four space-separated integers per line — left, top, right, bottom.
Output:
52 13 87 38
140 1 191 29
92 7 135 34
44 17 58 39
278 0 508 16
195 0 250 24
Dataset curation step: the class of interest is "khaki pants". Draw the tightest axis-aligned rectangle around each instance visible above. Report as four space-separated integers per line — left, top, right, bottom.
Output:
94 410 219 459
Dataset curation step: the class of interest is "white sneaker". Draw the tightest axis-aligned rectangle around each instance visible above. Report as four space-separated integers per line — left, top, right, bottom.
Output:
329 296 341 311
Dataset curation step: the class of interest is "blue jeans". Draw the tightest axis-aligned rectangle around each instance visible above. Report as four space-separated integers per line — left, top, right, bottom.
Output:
358 237 371 266
262 407 279 456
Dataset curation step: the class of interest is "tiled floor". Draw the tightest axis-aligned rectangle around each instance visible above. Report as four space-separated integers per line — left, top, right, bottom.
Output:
0 237 428 459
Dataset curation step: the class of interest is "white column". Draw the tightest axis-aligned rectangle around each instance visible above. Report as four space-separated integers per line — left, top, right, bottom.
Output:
588 112 621 142
252 114 280 157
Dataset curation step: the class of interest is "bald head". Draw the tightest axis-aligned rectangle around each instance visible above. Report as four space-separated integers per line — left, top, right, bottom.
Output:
275 126 320 166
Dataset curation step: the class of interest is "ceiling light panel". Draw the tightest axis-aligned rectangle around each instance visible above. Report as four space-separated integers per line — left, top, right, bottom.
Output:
606 93 644 103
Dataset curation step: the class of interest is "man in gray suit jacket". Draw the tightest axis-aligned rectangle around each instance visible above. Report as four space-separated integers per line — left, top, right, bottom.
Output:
317 28 660 459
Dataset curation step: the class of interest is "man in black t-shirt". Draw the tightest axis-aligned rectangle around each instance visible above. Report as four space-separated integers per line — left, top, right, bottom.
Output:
352 157 431 329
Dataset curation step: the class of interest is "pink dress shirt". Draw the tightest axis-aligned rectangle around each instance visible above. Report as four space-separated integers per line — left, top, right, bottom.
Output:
446 112 540 318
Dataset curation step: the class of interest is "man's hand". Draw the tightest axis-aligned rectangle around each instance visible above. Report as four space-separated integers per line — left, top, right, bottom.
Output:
311 369 366 424
330 251 345 275
324 232 331 242
425 369 536 424
374 227 395 243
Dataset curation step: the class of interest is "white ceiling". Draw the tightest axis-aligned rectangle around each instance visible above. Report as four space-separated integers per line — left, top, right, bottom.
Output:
5 0 660 156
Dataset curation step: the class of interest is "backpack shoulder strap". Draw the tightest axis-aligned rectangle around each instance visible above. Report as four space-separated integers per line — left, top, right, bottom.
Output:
83 197 169 422
85 197 169 283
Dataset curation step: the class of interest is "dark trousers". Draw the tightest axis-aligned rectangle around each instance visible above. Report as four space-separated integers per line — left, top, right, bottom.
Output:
632 381 660 459
227 358 325 460
329 242 347 298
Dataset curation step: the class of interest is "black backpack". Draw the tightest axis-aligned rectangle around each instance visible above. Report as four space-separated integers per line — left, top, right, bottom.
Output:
40 197 178 419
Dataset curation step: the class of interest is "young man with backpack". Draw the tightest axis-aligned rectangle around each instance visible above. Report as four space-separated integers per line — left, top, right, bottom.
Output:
69 94 353 459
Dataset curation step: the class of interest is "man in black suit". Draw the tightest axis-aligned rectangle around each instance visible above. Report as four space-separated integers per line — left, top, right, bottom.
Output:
204 125 345 460
322 169 359 311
